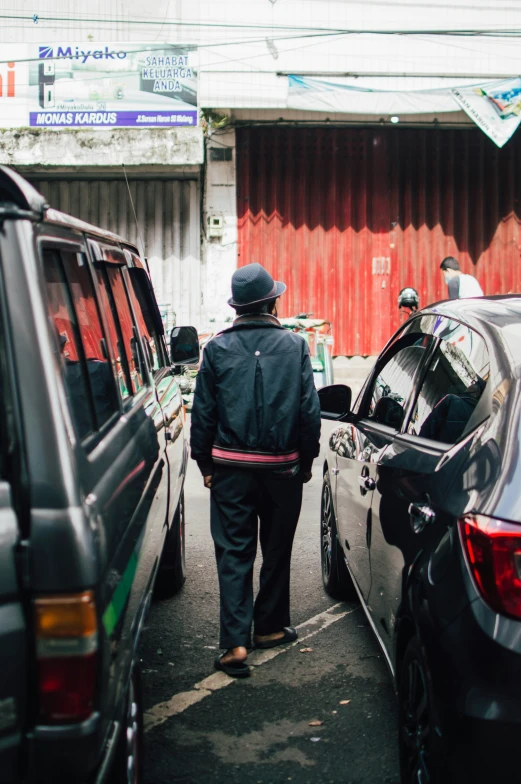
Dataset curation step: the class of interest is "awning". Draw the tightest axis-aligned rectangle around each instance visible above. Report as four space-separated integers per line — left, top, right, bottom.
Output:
288 75 521 147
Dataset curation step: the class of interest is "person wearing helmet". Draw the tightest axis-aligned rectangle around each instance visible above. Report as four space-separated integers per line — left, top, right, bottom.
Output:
398 287 419 320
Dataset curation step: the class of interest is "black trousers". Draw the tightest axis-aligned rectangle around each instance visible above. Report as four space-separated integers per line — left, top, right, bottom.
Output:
210 467 304 649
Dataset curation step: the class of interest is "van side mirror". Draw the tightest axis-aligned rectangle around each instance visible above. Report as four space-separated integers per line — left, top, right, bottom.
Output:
318 384 352 421
170 326 200 366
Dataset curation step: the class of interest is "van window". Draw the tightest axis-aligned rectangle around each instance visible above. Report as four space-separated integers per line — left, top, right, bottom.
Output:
127 277 161 372
62 252 119 429
94 269 131 400
95 265 146 396
43 250 95 440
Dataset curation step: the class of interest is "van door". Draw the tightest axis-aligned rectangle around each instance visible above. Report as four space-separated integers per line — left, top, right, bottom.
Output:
40 239 169 752
0 483 26 784
0 285 27 783
83 244 170 726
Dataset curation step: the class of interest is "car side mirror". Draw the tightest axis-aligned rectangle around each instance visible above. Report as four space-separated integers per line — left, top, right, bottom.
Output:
170 326 200 366
318 384 352 421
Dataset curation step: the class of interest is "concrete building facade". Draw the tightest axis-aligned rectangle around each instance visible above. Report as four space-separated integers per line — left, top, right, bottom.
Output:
0 1 519 352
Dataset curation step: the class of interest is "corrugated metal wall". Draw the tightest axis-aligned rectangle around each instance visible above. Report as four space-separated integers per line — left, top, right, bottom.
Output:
237 127 521 356
29 177 200 329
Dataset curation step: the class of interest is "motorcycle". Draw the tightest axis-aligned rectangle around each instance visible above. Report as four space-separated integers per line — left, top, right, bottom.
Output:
279 313 334 389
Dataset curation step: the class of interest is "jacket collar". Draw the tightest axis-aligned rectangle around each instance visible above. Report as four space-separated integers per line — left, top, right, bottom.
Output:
233 313 281 327
220 313 285 335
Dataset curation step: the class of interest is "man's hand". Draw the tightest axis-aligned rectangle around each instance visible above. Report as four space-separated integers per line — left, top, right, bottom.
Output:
302 471 312 483
204 475 213 489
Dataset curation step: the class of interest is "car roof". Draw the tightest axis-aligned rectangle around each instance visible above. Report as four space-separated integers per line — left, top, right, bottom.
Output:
418 296 521 377
423 295 521 323
419 295 521 332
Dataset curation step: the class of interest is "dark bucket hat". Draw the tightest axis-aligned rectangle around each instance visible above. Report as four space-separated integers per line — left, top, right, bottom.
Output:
228 263 286 308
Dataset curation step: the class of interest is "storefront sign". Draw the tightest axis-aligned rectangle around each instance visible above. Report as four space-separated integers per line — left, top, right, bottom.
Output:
0 43 198 129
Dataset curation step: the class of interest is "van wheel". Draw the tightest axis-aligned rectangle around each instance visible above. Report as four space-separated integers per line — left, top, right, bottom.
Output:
154 491 186 599
113 663 144 784
321 471 357 601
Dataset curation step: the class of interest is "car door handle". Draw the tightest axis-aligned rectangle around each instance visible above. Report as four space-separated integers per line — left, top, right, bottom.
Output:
409 502 436 534
358 475 375 492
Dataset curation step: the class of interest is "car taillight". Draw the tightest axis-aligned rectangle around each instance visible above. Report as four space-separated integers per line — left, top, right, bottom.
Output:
459 515 521 620
35 591 98 724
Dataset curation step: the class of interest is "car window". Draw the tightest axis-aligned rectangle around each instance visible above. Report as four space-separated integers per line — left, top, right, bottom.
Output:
407 324 490 444
366 338 432 429
43 250 95 440
96 265 146 396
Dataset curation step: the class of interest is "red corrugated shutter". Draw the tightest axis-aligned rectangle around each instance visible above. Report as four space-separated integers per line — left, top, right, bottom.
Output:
236 126 521 356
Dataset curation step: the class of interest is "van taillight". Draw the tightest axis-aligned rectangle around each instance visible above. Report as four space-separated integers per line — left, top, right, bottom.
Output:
35 591 98 724
459 515 521 620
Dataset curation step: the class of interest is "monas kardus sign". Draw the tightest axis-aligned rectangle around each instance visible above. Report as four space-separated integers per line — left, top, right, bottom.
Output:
0 43 198 129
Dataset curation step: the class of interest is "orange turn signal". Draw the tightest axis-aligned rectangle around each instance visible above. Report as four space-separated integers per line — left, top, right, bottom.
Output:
35 591 97 639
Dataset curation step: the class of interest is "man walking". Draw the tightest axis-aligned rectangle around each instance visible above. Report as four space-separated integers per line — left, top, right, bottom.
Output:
191 263 321 677
440 256 484 299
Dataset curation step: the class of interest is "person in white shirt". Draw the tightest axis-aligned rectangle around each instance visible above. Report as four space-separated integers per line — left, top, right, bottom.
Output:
440 256 484 299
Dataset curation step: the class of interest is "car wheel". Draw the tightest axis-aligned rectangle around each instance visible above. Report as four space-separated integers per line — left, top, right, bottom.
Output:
154 490 186 599
399 636 448 784
113 663 144 784
321 471 357 600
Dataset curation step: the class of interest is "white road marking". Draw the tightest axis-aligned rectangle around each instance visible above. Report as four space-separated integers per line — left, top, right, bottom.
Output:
144 602 358 733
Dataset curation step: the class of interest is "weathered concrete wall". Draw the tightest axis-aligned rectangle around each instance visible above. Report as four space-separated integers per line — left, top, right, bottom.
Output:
0 127 204 167
201 128 238 333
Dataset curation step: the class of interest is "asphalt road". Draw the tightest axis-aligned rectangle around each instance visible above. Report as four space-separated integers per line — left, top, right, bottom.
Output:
140 423 400 784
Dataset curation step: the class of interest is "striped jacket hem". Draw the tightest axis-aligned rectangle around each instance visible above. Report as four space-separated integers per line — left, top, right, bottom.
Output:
211 445 300 469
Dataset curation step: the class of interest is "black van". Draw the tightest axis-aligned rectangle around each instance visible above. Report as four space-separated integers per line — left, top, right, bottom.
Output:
0 167 198 783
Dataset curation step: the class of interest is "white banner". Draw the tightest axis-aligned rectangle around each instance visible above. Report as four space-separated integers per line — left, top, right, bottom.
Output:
288 75 521 148
287 75 457 115
451 79 521 148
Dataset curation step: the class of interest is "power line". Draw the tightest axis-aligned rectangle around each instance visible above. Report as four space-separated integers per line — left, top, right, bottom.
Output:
0 32 343 66
1 12 521 36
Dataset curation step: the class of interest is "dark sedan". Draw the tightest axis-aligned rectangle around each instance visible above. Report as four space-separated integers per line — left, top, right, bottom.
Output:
319 297 521 783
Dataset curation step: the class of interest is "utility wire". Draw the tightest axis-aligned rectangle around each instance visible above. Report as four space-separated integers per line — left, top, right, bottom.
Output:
1 12 521 36
122 164 147 262
0 32 349 65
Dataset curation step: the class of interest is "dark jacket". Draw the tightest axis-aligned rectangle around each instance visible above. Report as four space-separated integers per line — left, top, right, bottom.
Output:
190 316 321 476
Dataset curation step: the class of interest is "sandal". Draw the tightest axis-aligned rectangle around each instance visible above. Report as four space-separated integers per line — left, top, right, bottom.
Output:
253 626 298 650
214 653 251 678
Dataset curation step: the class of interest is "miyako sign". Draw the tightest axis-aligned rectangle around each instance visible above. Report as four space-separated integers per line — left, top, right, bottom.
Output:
0 43 198 129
